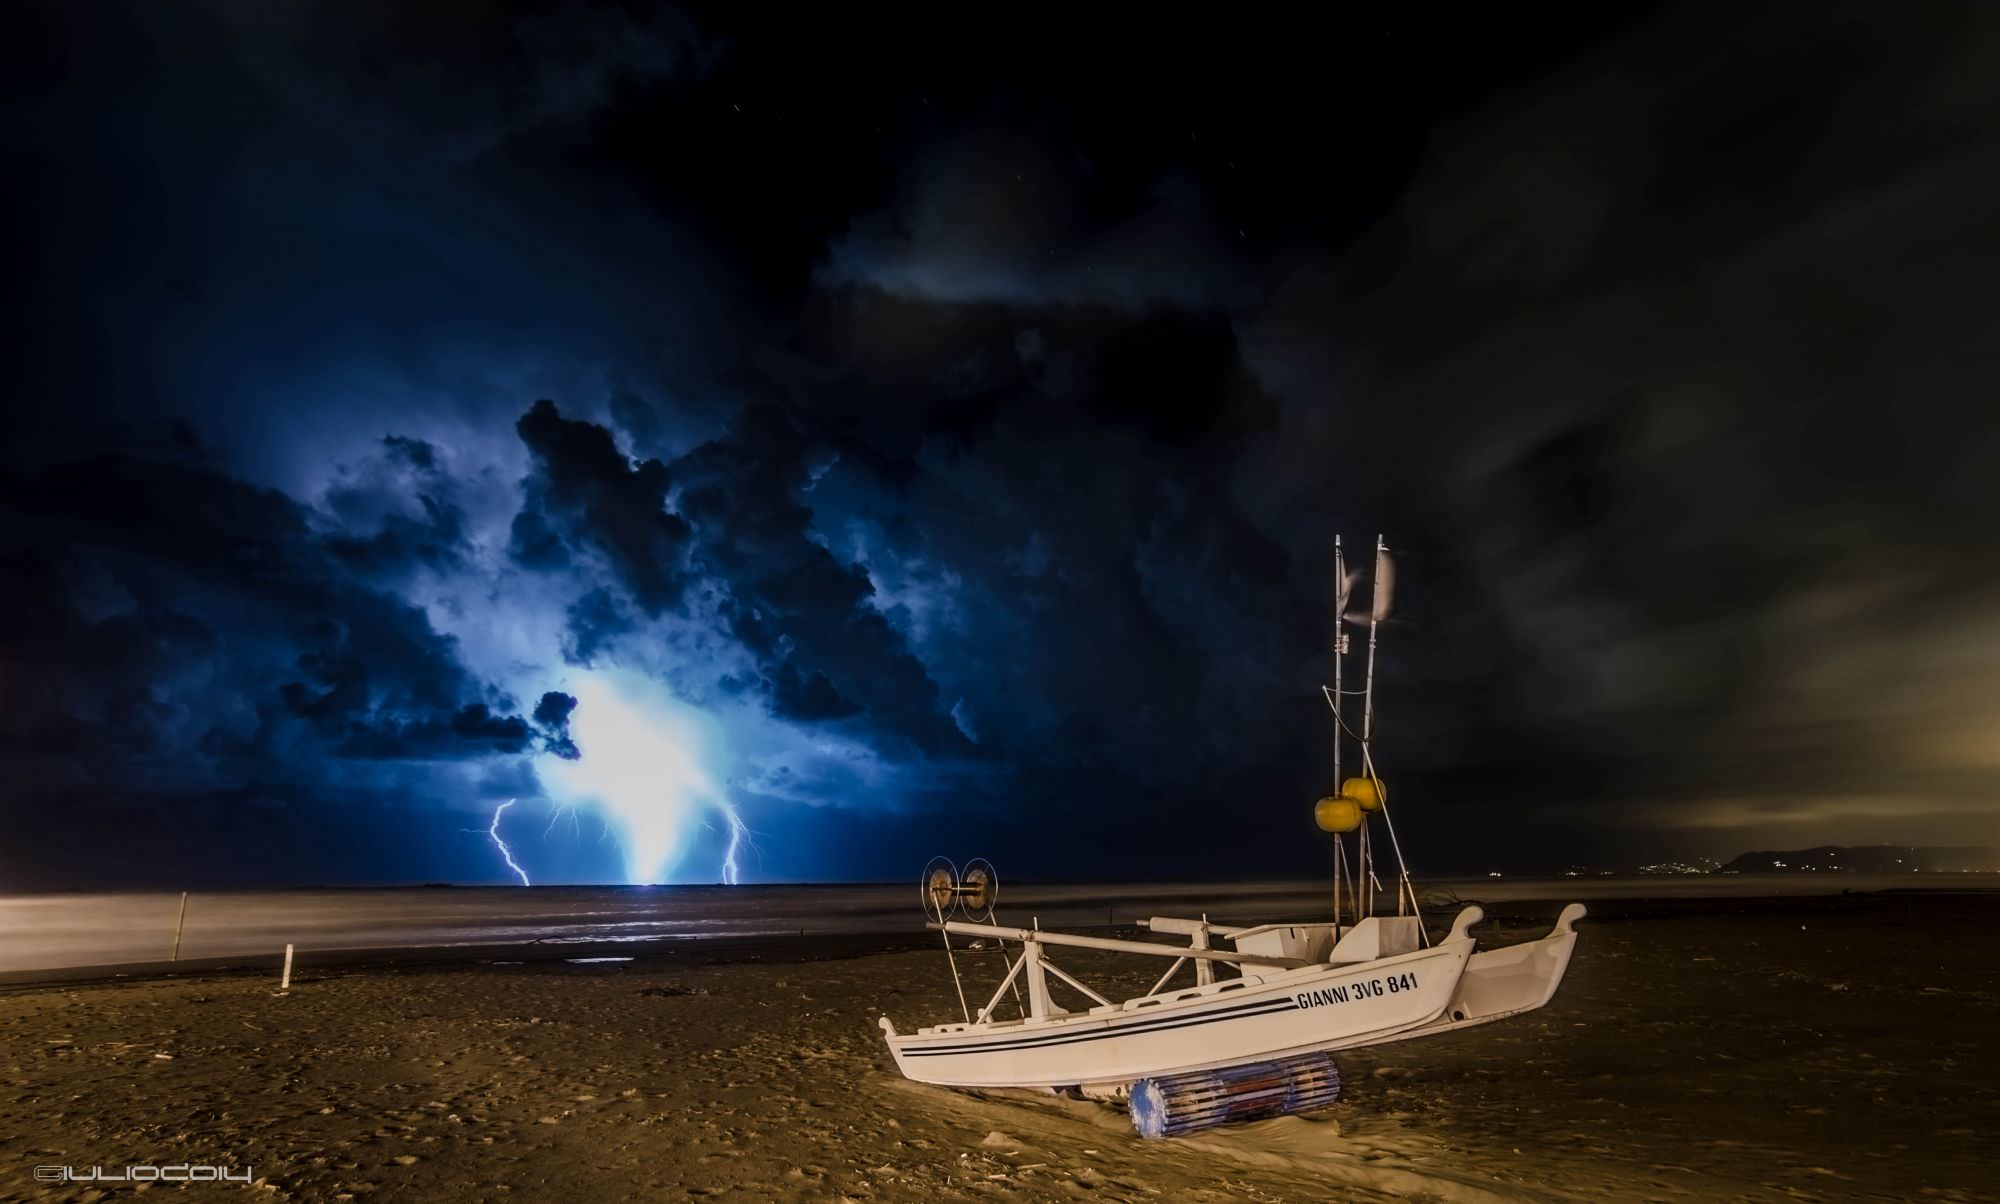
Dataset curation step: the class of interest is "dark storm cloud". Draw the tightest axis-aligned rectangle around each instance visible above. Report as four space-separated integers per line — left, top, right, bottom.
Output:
509 509 573 572
820 116 1251 310
763 294 1328 847
0 455 540 791
0 0 754 884
670 403 971 756
560 586 634 664
7 0 1998 887
213 3 710 163
768 664 863 722
514 399 693 612
608 386 670 453
532 691 581 760
327 703 534 761
512 399 969 757
0 0 747 491
1234 4 2000 848
382 437 439 472
0 544 220 790
324 493 470 580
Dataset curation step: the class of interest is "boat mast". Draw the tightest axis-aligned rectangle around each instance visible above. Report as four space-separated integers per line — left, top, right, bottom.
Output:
1323 533 1423 932
1359 535 1386 917
1331 536 1345 936
1357 534 1425 928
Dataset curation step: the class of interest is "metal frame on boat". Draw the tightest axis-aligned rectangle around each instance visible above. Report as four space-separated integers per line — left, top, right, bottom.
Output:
877 536 1586 1093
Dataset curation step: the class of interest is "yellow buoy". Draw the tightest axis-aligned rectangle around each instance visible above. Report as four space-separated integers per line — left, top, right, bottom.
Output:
1340 776 1385 812
1314 795 1362 833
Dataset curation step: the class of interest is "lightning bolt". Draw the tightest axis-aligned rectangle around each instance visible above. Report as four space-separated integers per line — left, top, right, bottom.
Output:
719 804 749 886
488 798 531 887
543 798 589 842
527 670 762 885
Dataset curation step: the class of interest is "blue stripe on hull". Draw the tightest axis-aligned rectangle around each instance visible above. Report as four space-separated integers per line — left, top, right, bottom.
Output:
900 996 1300 1057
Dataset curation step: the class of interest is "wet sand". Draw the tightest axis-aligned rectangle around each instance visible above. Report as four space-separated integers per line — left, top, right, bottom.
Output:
3 891 1996 1201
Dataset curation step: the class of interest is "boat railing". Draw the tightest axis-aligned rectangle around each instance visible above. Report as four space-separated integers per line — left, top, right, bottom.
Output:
928 919 1310 1026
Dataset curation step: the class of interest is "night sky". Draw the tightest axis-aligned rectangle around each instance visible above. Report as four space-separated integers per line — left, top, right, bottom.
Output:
4 4 1997 888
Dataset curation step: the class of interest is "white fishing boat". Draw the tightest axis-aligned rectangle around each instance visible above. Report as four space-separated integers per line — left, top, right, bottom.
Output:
877 536 1586 1095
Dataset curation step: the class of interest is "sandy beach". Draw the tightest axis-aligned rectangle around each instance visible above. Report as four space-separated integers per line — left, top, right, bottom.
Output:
4 890 1996 1202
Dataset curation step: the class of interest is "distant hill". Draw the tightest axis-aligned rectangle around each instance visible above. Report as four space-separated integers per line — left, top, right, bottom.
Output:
1720 845 2000 874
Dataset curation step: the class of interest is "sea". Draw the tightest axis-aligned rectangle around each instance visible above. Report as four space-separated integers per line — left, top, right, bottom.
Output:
4 872 1994 978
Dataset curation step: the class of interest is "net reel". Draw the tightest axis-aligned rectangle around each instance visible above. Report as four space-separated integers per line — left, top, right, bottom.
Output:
917 856 1002 923
921 856 959 924
919 856 1004 1023
958 857 998 922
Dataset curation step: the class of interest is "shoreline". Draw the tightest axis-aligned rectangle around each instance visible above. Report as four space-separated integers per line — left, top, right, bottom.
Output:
6 882 1996 991
6 874 1997 983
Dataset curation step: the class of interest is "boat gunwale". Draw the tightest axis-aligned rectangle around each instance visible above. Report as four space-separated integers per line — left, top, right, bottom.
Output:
894 935 1473 1048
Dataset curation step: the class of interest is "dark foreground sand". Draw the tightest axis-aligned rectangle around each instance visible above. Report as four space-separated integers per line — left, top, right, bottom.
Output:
3 892 1996 1201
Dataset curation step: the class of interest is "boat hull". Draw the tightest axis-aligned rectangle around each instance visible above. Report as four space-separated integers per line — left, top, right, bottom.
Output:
1369 902 1586 1044
881 938 1474 1089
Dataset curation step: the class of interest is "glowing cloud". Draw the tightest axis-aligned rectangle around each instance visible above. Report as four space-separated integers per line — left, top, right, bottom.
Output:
533 669 737 884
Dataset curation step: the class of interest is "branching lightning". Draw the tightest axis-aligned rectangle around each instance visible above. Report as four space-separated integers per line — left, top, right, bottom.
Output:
719 805 750 885
488 798 531 886
542 798 591 843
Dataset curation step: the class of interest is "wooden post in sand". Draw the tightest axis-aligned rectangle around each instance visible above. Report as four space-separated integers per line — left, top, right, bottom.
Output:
170 891 189 962
280 944 294 993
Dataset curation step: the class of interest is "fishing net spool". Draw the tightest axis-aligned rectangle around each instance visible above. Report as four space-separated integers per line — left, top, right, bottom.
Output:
958 857 999 921
1129 1051 1343 1139
921 857 959 924
919 856 1002 922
